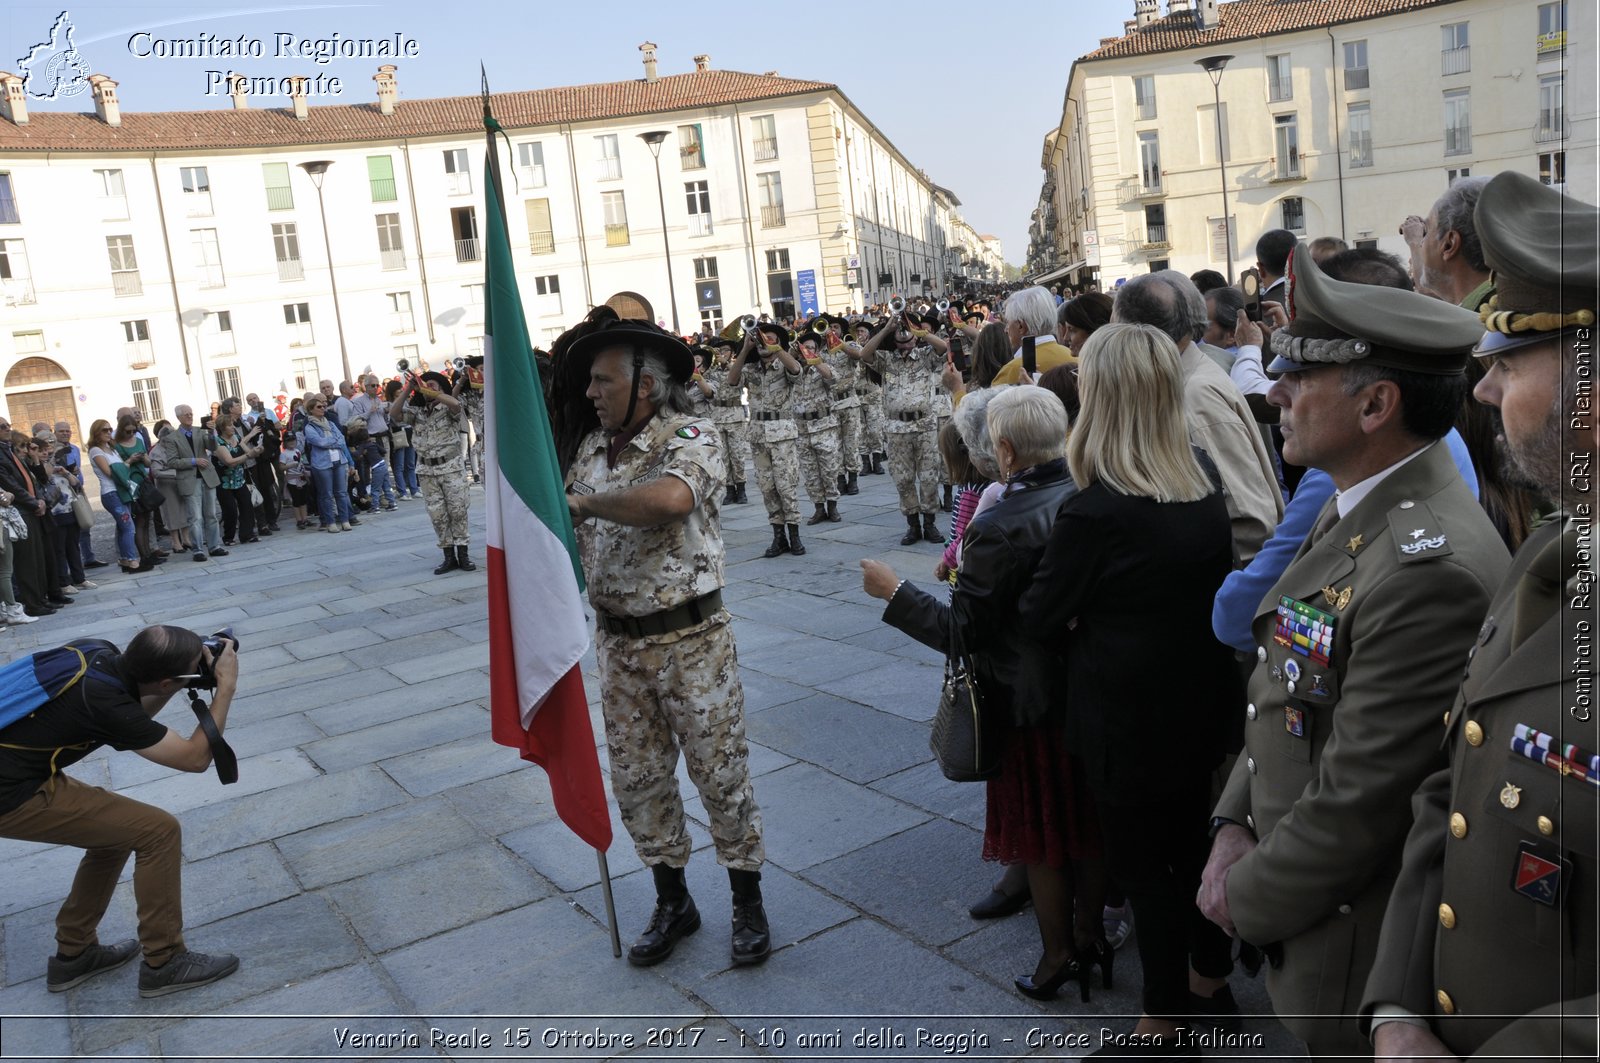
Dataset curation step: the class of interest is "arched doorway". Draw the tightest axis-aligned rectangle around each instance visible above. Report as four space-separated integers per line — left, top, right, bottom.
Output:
5 357 79 438
605 291 654 322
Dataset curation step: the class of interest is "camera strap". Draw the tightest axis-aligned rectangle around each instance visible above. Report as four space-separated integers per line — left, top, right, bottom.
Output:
187 690 238 784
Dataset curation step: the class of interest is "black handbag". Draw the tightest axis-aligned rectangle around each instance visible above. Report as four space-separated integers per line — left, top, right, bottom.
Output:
133 481 167 516
929 616 1000 782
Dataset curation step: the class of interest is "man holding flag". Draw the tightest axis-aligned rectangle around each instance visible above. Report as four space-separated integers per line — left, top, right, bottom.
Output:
563 318 771 969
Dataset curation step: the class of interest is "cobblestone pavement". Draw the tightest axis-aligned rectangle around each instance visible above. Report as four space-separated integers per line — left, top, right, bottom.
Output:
0 478 1305 1061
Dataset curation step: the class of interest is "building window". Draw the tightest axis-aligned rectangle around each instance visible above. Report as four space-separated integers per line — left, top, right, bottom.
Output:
0 238 33 304
751 115 778 161
1267 54 1292 102
180 166 212 215
270 223 303 281
213 367 242 401
1444 90 1471 155
595 134 621 181
107 235 141 296
12 330 45 354
368 156 397 202
1343 40 1369 89
1538 75 1566 140
685 180 712 236
1348 103 1373 168
1273 114 1301 178
765 247 794 319
1539 151 1566 188
533 274 562 317
1281 197 1306 232
1441 22 1470 75
517 142 546 188
123 319 153 368
699 308 723 333
262 162 293 211
1537 1 1566 57
1143 203 1167 248
1133 75 1156 119
524 198 555 254
375 213 405 270
1138 131 1162 193
602 191 629 246
0 173 17 224
191 228 225 288
284 302 314 346
694 256 718 280
678 123 705 170
130 378 163 424
463 283 484 306
96 168 128 220
757 173 784 228
387 291 415 333
291 356 320 392
1198 103 1229 164
209 309 235 354
443 149 471 195
1448 167 1472 184
451 207 480 262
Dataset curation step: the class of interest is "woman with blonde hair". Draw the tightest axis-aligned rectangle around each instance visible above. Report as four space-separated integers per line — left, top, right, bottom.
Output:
1019 323 1238 1054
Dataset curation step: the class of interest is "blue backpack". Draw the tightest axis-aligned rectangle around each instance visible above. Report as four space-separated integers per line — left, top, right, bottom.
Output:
0 639 120 732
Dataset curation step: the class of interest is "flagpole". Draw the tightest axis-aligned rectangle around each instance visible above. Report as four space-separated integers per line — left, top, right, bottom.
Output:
596 851 622 958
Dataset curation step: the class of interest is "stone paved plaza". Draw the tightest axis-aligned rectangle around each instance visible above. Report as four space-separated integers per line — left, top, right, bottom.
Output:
0 474 1304 1061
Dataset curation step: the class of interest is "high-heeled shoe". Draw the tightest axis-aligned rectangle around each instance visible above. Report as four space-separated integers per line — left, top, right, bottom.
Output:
1075 938 1114 1002
1014 956 1082 1001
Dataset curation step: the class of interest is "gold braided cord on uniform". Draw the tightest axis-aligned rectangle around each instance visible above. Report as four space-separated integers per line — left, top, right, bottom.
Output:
1478 293 1596 336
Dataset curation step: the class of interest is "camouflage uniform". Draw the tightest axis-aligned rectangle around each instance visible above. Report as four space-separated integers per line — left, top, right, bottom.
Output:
400 402 471 547
859 367 886 459
459 385 486 481
568 413 764 871
790 361 840 505
825 347 863 475
932 386 954 488
740 359 801 525
706 371 751 488
867 346 941 515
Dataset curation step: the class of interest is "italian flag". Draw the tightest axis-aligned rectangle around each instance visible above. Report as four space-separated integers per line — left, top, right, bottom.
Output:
482 122 612 852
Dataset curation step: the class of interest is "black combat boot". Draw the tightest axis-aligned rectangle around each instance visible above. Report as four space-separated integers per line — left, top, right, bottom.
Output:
728 868 771 966
836 473 848 493
826 500 841 523
860 453 875 474
723 484 738 505
786 523 806 556
900 515 922 546
872 452 886 474
941 484 953 512
733 483 748 503
762 525 789 558
844 471 859 496
922 513 945 544
454 545 477 572
629 865 700 967
805 503 830 526
433 548 460 575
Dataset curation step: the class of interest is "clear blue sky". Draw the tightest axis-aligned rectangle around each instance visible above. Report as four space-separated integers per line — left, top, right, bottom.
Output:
2 0 1122 263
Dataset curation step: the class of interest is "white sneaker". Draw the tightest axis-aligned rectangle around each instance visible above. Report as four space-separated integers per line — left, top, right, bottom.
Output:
325 524 341 534
5 603 38 624
61 585 79 595
74 580 98 590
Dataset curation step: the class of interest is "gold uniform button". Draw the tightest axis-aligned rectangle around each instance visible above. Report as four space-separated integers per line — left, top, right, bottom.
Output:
1538 816 1555 836
1439 903 1456 929
1443 710 1451 727
1464 721 1483 746
1449 812 1468 839
1437 989 1456 1015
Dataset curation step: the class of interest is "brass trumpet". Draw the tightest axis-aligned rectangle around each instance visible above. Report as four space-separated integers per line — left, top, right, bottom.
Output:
888 295 907 315
452 357 468 372
935 298 951 314
396 357 410 373
740 313 759 336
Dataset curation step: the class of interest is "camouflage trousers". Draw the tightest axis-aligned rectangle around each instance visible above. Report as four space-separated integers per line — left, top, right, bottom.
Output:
797 426 841 504
936 413 952 486
862 398 886 456
596 615 765 870
418 462 471 547
886 425 940 515
751 436 801 524
835 406 863 474
714 419 751 487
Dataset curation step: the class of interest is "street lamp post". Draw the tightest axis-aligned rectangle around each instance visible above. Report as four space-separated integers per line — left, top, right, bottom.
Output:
637 131 681 335
1195 55 1235 283
297 160 353 386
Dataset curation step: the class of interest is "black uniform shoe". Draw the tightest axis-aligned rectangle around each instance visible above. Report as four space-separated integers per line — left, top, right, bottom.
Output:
728 868 771 966
805 503 829 526
434 548 460 575
921 513 945 544
762 525 788 558
844 471 859 495
733 483 748 503
785 523 806 556
454 545 477 572
900 515 922 546
628 865 700 967
826 500 841 522
84 560 110 570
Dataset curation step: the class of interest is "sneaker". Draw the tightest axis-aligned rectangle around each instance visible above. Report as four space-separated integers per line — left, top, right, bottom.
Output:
1103 905 1134 951
325 524 341 534
137 949 240 998
47 939 139 993
60 585 79 595
4 603 38 625
193 552 209 562
73 580 98 590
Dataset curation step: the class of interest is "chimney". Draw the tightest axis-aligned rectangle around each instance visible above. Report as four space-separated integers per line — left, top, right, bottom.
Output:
1168 0 1195 20
287 75 309 120
226 71 248 110
1133 0 1159 30
639 41 659 83
1197 0 1219 29
374 63 397 115
693 54 711 72
88 74 121 126
0 72 26 125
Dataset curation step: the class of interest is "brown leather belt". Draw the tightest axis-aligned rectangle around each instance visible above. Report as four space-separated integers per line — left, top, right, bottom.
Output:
596 589 723 638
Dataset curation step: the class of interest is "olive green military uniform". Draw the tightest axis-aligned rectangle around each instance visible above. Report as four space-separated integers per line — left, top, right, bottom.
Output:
568 412 764 871
400 402 471 548
865 346 940 517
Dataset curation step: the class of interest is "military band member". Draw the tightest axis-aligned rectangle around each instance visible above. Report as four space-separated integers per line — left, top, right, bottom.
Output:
1363 172 1599 1061
389 370 476 575
817 316 863 497
911 311 957 511
851 319 887 476
454 358 486 484
563 318 770 969
791 332 842 526
1199 244 1510 1057
851 315 946 545
694 339 750 506
726 323 805 558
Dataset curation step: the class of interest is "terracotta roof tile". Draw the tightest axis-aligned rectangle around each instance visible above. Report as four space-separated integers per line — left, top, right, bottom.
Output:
0 68 836 153
1080 0 1462 61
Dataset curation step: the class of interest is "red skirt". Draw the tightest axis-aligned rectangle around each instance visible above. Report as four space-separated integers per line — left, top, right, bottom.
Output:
982 720 1101 867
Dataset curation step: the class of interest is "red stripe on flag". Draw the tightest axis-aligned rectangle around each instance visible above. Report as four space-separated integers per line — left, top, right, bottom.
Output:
487 545 611 851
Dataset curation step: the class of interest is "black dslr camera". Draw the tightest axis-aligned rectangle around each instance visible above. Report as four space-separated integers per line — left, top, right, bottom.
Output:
190 628 240 692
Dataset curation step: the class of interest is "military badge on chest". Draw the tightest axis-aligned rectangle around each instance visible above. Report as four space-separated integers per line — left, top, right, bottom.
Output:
1511 842 1570 907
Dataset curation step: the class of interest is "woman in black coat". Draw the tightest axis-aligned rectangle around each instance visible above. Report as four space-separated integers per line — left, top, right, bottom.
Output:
1018 323 1238 1057
862 386 1107 1002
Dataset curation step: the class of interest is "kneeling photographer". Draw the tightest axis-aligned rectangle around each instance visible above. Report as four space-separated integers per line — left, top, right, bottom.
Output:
0 624 242 997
